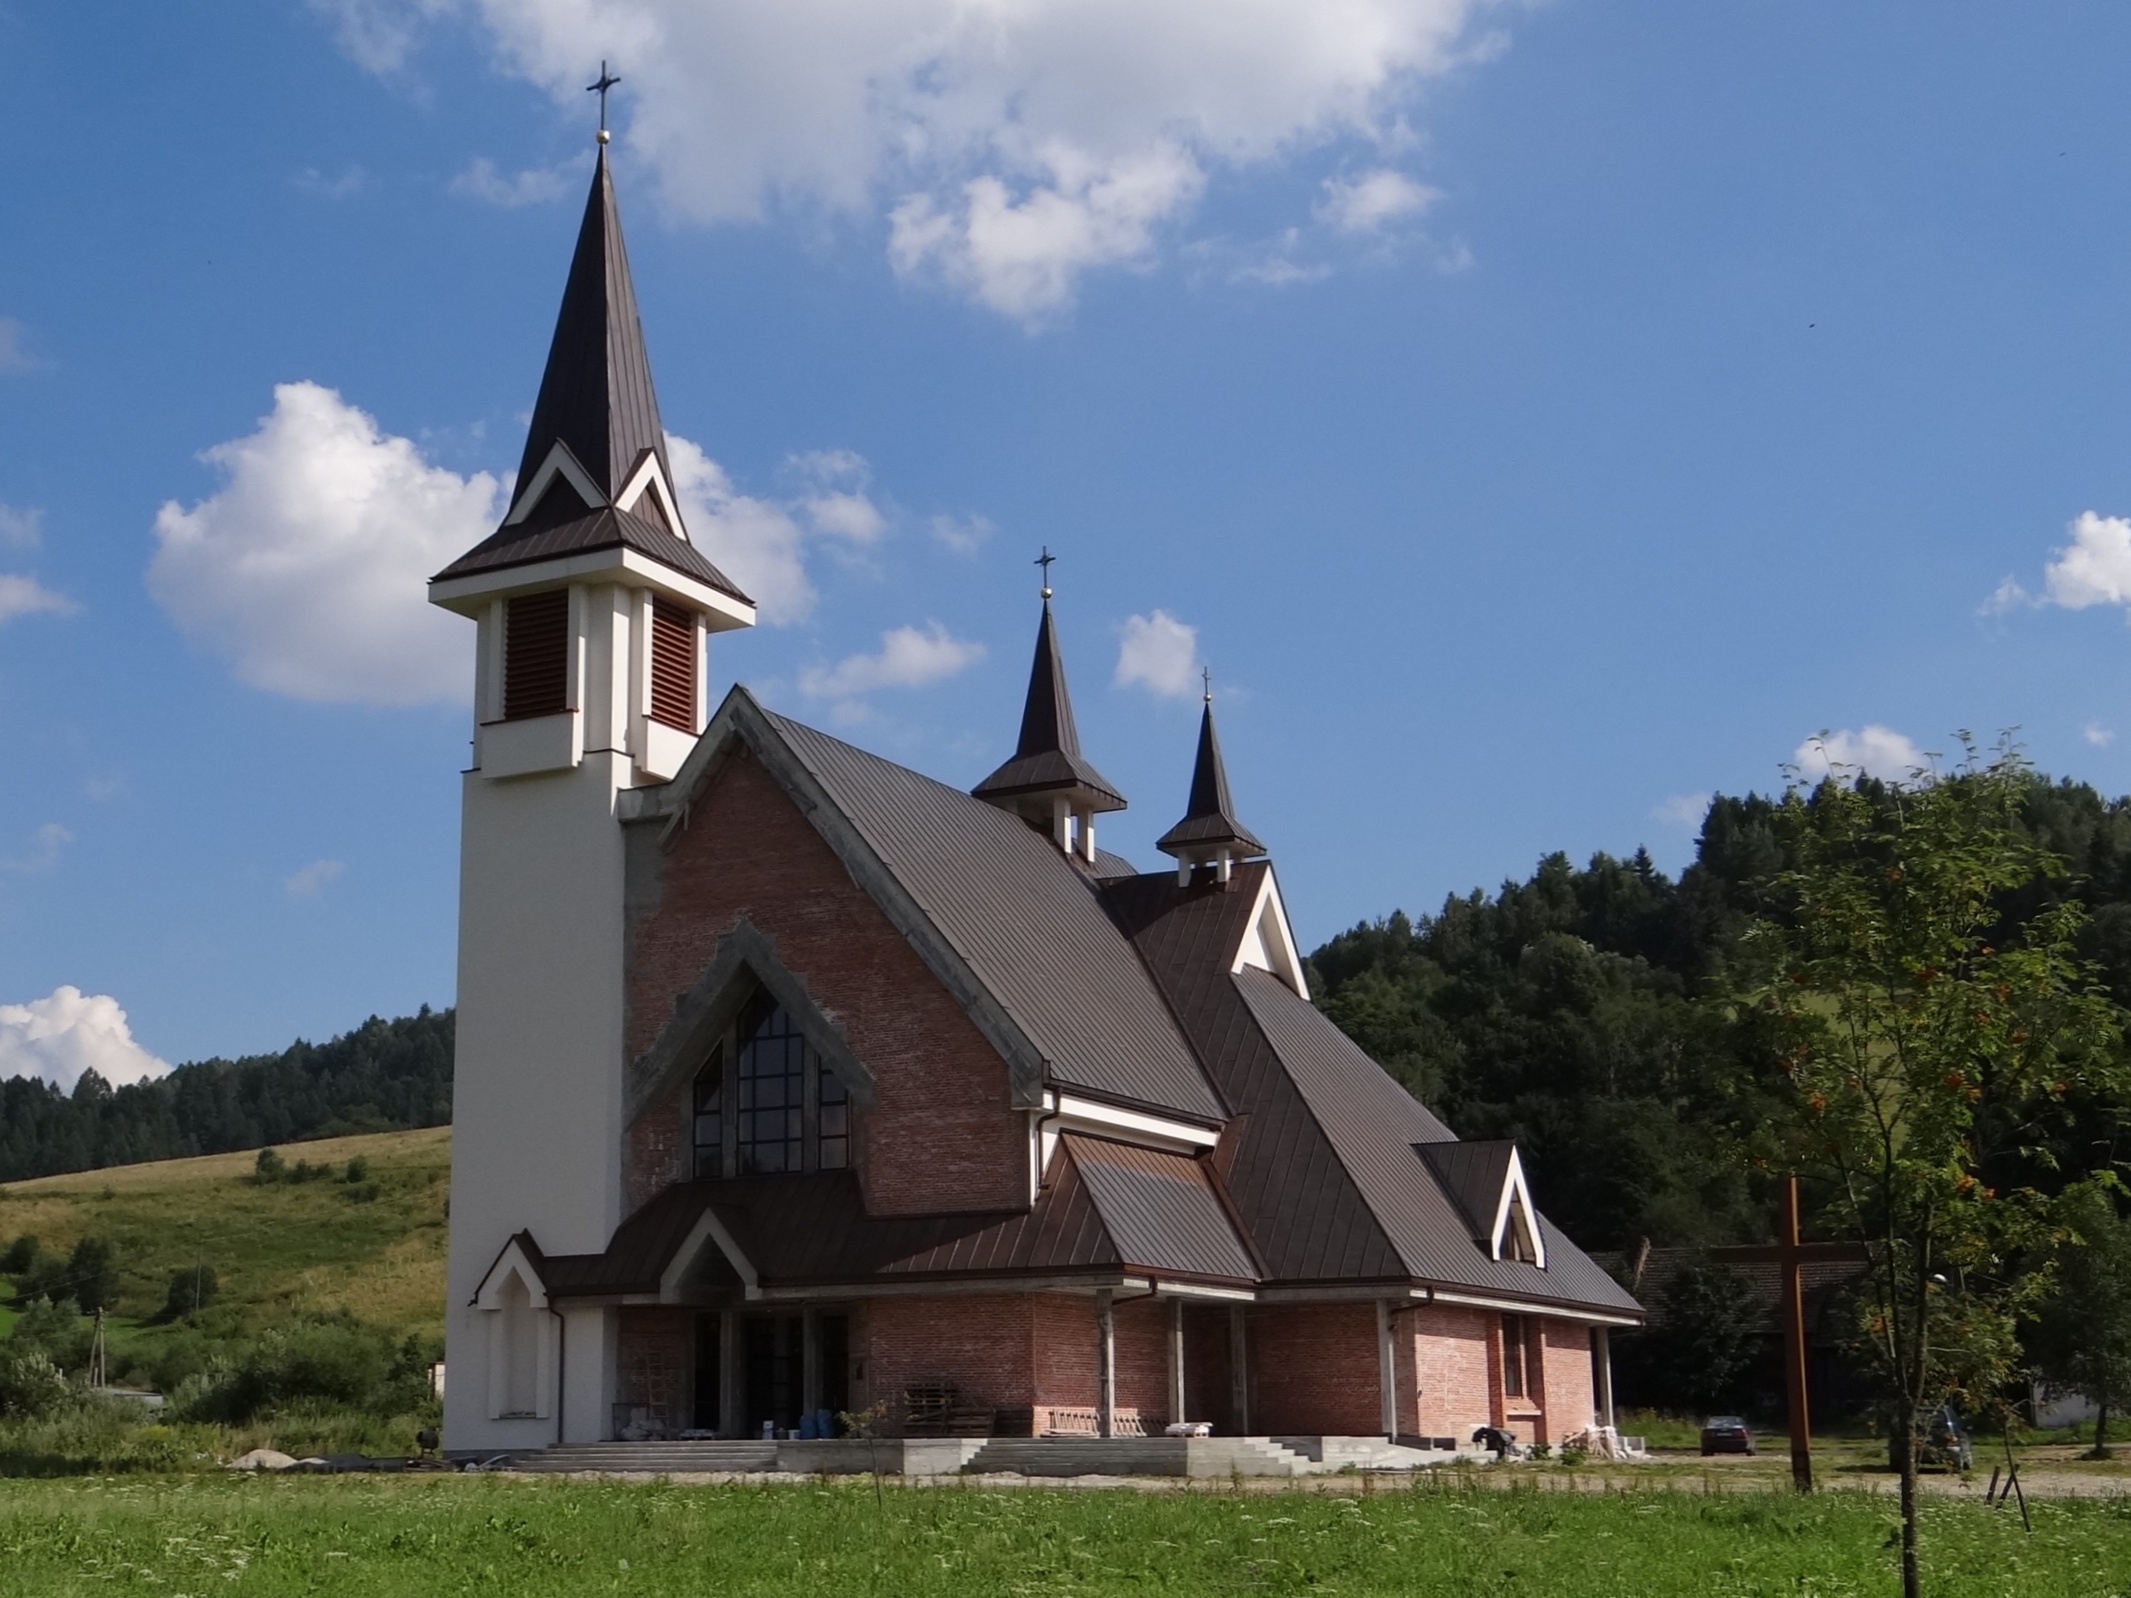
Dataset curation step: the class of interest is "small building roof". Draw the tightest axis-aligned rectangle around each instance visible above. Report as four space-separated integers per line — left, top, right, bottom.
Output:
1156 697 1265 860
973 599 1126 813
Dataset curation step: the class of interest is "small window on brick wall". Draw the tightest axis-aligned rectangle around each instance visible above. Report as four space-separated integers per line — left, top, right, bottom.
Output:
650 599 696 730
504 590 570 720
1502 1314 1530 1400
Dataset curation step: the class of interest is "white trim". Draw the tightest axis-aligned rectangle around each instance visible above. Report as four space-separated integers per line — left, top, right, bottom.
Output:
1039 1092 1220 1176
658 1208 759 1299
1426 1288 1640 1327
1488 1147 1548 1269
1153 1281 1257 1303
614 452 688 543
504 440 610 526
1229 870 1308 997
432 545 756 631
473 1236 551 1310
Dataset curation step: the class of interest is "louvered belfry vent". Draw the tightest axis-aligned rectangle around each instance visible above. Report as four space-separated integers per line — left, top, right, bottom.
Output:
649 599 696 730
504 591 570 720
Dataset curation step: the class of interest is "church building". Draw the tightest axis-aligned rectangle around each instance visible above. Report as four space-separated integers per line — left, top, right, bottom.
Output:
431 146 1641 1458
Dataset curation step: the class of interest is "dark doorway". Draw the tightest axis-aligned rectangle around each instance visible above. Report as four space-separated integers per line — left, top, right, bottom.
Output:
820 1313 850 1418
693 1314 722 1433
744 1314 803 1436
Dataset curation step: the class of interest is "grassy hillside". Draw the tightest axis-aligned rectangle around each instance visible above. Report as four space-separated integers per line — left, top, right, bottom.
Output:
0 1126 449 1352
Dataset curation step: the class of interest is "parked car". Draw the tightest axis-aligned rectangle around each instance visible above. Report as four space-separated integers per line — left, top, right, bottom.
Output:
1894 1405 1975 1472
1700 1416 1756 1455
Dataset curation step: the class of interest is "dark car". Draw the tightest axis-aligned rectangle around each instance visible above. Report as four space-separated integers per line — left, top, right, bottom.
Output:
1700 1416 1756 1455
1894 1405 1975 1472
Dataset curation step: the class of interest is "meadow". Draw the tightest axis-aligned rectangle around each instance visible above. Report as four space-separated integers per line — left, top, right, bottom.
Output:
0 1472 2125 1598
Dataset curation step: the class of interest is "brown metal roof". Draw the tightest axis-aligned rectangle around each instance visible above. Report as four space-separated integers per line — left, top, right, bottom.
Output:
1413 1140 1516 1246
431 505 749 601
1059 1135 1259 1284
1155 699 1265 859
514 148 671 504
972 599 1125 811
1234 967 1641 1315
762 709 1223 1119
536 1136 1252 1295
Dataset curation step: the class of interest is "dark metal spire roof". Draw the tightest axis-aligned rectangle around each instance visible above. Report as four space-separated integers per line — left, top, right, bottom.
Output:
1156 696 1265 858
513 146 671 505
973 597 1126 812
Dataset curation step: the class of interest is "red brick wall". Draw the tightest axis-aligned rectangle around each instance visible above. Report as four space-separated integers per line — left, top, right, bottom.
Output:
626 1082 689 1213
1403 1304 1492 1442
1247 1303 1381 1436
1537 1319 1597 1442
625 746 1026 1215
1030 1291 1095 1409
862 1293 1035 1427
1113 1295 1171 1429
616 1307 692 1430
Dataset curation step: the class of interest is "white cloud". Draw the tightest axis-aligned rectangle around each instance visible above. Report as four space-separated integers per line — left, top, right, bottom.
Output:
0 504 41 548
1115 609 1201 697
284 859 345 900
451 157 575 207
358 0 1504 320
1316 168 1440 234
1652 793 1710 827
0 317 39 374
2085 721 2114 748
666 433 815 624
930 513 994 553
0 986 172 1091
799 622 985 701
148 382 501 705
3 823 72 875
0 574 76 626
296 164 371 199
306 0 450 75
2042 512 2131 610
790 450 887 543
1793 726 1929 785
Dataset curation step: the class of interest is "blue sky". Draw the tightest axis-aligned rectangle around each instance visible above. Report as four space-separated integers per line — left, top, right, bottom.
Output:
5 1 2131 1080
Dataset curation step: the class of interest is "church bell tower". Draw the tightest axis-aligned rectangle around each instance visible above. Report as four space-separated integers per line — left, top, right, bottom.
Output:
429 134 755 1452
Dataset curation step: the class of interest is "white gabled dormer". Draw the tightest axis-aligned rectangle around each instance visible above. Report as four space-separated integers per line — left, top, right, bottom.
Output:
1230 868 1308 998
1415 1139 1549 1270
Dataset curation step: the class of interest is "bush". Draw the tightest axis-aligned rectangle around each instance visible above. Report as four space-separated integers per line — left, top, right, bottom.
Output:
8 1299 93 1375
0 1349 75 1420
162 1266 219 1321
251 1148 285 1184
63 1239 120 1315
0 1234 38 1275
343 1156 370 1184
177 1313 435 1423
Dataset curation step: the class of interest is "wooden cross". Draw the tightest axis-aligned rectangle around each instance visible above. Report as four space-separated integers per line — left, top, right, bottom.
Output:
1709 1174 1869 1491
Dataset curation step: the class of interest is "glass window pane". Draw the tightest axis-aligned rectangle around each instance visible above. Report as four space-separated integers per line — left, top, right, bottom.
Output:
820 1137 847 1170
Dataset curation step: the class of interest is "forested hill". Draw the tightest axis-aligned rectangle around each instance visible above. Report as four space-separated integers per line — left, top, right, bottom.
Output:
0 1009 452 1182
1307 774 2131 1254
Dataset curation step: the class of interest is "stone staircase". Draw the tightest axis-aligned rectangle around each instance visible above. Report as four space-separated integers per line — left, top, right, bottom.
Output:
964 1436 1320 1478
1270 1436 1464 1470
506 1440 781 1474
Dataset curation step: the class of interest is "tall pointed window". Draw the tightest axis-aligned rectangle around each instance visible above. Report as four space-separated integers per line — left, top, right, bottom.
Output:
504 590 569 720
693 991 852 1178
1501 1314 1530 1400
649 599 696 731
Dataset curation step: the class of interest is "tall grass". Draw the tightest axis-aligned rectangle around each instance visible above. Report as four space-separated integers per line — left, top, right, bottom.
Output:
0 1474 2126 1597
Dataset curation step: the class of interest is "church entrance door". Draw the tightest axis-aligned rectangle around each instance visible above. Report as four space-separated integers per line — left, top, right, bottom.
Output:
740 1311 851 1436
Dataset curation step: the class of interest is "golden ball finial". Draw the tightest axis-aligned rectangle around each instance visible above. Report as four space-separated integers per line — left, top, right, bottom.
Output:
597 127 612 145
1041 586 1053 600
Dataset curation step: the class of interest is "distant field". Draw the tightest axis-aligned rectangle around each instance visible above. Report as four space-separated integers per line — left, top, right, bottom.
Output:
0 1473 2124 1597
0 1127 450 1348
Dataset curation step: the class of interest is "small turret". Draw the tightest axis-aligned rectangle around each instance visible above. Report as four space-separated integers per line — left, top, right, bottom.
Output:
973 560 1124 863
1156 687 1264 886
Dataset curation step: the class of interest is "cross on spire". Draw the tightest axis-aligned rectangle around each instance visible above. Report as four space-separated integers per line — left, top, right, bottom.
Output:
1035 546 1056 599
587 62 621 143
1202 667 1212 704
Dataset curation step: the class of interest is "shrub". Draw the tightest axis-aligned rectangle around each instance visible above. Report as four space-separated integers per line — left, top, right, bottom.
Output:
251 1148 285 1184
179 1313 435 1423
0 1234 38 1275
0 1349 75 1420
346 1182 381 1204
343 1156 370 1184
9 1298 93 1374
162 1265 219 1321
288 1160 331 1183
62 1238 120 1315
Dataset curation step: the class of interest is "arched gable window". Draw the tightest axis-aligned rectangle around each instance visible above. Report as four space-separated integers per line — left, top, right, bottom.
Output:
692 991 850 1178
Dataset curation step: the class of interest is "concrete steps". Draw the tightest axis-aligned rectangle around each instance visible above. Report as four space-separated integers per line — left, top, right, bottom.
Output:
964 1436 1317 1478
509 1441 780 1474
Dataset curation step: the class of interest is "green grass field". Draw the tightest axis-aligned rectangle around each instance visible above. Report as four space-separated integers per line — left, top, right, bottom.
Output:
0 1126 450 1374
0 1474 2124 1598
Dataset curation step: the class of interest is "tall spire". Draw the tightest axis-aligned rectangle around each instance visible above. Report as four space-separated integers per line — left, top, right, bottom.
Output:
974 565 1125 861
511 145 672 513
1156 687 1264 885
